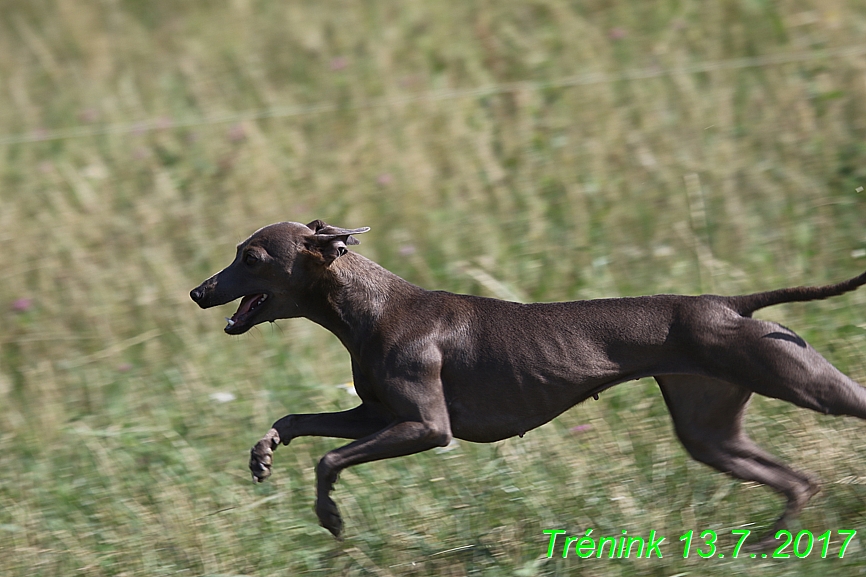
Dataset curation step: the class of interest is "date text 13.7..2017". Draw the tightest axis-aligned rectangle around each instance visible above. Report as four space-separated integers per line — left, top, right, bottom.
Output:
544 528 857 559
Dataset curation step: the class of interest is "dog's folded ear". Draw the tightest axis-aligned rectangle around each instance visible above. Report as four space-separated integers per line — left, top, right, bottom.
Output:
305 220 371 264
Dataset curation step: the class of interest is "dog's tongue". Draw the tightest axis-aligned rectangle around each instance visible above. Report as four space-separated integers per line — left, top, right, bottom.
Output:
233 294 261 319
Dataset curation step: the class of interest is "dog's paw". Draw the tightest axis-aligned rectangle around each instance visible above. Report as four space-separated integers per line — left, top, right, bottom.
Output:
744 532 779 553
315 496 343 540
249 439 275 482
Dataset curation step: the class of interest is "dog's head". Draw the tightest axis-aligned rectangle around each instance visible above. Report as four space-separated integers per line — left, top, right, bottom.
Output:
189 220 369 334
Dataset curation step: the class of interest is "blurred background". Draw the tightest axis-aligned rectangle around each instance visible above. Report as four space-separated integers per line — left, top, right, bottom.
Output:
3 1 866 575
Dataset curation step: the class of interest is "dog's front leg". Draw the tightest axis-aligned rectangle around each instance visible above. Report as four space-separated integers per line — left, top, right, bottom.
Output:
315 418 452 538
250 403 390 482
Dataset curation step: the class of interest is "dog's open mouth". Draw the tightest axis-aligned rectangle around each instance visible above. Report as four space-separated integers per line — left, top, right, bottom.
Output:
224 293 268 334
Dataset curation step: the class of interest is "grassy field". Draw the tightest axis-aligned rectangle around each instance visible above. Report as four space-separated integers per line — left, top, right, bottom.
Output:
4 0 866 575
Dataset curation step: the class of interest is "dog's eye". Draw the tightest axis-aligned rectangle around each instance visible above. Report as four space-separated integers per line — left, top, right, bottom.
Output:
244 252 259 265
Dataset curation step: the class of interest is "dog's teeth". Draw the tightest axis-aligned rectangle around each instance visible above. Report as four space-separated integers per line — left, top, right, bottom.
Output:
225 317 236 327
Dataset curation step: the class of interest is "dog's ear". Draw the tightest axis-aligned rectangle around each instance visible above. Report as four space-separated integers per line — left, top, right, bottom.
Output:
305 220 370 265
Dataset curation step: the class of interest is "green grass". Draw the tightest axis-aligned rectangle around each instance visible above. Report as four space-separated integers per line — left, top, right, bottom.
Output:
3 0 866 574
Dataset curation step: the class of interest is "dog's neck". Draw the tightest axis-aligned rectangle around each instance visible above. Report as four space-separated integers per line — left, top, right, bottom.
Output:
300 251 420 351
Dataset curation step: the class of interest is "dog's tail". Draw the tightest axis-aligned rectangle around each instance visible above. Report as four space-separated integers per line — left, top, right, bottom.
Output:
728 270 866 317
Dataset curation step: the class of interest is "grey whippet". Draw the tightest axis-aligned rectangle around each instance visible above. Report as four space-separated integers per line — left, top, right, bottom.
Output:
190 220 866 545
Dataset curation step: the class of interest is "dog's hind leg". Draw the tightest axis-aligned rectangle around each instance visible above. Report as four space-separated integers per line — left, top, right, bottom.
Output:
702 318 866 419
656 374 820 549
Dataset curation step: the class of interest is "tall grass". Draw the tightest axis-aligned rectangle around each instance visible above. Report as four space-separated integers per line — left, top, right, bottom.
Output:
3 1 866 575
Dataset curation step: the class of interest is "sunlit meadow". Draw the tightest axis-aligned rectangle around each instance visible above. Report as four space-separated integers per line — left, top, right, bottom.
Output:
3 1 866 575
